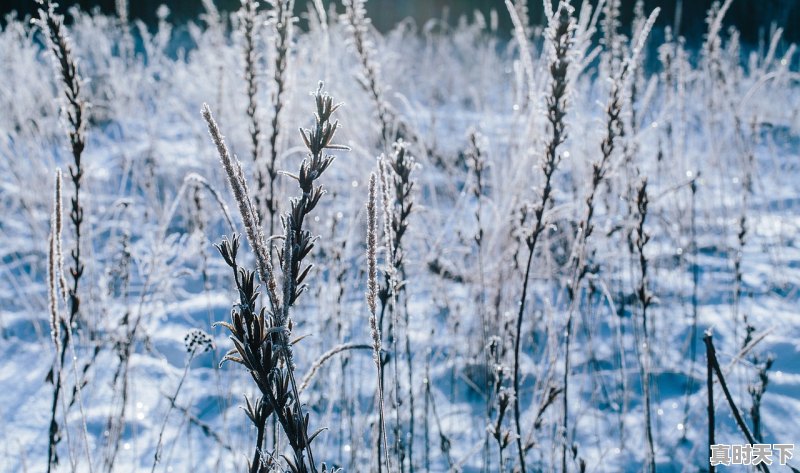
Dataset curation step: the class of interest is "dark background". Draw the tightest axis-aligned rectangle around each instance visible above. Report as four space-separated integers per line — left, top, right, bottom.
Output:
3 0 799 45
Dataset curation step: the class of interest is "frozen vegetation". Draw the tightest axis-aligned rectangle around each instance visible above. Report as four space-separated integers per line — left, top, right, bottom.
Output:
0 0 799 472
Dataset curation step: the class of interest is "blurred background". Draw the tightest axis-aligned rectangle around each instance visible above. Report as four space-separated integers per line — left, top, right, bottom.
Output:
2 0 799 46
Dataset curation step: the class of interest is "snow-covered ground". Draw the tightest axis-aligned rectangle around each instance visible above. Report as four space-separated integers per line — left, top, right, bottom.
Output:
1 1 799 472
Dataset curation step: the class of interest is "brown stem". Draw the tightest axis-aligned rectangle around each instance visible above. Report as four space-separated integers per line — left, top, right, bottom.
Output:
251 406 268 473
705 333 715 473
704 332 770 473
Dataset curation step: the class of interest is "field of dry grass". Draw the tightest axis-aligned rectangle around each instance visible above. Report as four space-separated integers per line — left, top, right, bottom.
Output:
1 0 799 472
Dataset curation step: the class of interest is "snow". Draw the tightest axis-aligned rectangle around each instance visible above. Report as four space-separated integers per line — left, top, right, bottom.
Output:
1 2 799 472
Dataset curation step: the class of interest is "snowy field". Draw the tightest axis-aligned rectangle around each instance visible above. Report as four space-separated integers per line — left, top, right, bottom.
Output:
1 0 799 472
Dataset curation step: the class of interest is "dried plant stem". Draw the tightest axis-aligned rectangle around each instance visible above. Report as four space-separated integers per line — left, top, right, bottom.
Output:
202 104 277 304
298 343 374 393
162 395 235 453
488 336 514 472
633 179 655 473
342 0 441 169
151 349 198 473
513 4 573 472
185 173 236 234
250 401 269 473
560 8 659 468
368 173 391 473
40 2 87 331
240 0 266 224
504 0 535 110
48 169 94 473
265 0 295 236
206 84 346 473
53 170 68 304
103 339 131 473
47 179 66 473
601 0 622 76
706 331 715 473
466 130 492 471
67 335 94 473
36 2 89 470
681 174 699 434
425 362 454 470
704 332 771 473
402 301 414 473
732 119 755 343
748 353 773 443
377 143 416 471
343 0 392 146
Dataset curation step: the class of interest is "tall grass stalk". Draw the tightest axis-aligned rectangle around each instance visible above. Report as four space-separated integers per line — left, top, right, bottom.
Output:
265 0 295 236
239 0 266 224
35 2 90 469
601 0 622 76
705 330 715 473
704 332 772 473
561 10 658 468
681 173 700 435
379 142 417 472
342 0 392 146
150 331 214 473
633 179 655 473
504 0 536 111
367 172 391 473
48 168 94 473
512 3 574 471
377 145 419 468
465 129 493 471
